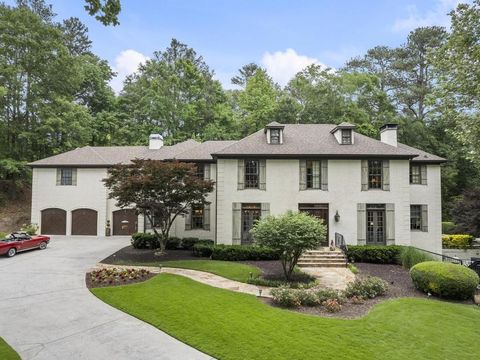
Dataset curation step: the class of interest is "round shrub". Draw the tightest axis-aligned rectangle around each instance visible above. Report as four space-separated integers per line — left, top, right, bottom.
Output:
344 277 388 299
270 287 301 307
410 261 480 300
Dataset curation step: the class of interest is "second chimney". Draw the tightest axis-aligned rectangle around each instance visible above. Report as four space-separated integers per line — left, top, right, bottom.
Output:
380 124 398 147
149 134 163 149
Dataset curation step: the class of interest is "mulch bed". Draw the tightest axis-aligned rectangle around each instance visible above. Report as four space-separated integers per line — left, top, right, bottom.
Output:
100 245 199 265
263 263 428 319
85 271 157 289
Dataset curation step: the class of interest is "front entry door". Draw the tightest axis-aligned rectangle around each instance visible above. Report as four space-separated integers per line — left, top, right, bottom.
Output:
299 203 329 246
241 203 261 245
366 204 386 245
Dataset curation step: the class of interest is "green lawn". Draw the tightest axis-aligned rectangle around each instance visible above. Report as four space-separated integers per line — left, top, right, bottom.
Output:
0 338 20 360
92 274 480 360
115 259 261 282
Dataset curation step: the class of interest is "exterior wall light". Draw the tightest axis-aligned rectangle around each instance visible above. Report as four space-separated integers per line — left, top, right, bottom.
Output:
334 211 340 223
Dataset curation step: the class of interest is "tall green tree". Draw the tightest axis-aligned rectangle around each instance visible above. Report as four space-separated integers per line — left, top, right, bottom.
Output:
119 39 235 144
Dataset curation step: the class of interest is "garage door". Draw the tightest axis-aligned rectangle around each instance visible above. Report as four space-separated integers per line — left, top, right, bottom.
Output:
41 208 67 235
71 209 98 236
113 209 137 235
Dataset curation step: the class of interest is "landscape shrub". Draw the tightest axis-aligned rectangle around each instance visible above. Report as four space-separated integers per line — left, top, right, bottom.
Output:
89 267 151 285
0 231 6 239
181 237 200 250
347 263 359 274
442 234 474 249
192 243 214 257
315 288 346 304
410 261 479 300
20 223 38 235
346 245 403 264
344 277 388 299
131 233 160 249
400 247 434 269
270 287 301 307
212 245 280 261
350 295 365 304
166 237 181 250
296 289 318 306
323 298 342 312
442 222 458 235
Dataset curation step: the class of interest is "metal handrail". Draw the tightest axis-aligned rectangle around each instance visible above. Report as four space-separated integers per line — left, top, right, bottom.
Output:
411 246 466 265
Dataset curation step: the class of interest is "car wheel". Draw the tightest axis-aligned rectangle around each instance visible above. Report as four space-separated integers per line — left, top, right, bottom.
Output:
39 242 47 250
7 248 16 257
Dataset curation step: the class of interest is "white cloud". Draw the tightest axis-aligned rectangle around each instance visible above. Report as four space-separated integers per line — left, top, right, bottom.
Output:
110 49 149 93
261 48 327 86
393 0 465 33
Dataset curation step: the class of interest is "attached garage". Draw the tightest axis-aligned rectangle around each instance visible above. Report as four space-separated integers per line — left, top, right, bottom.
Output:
71 209 98 236
41 208 67 235
113 209 137 235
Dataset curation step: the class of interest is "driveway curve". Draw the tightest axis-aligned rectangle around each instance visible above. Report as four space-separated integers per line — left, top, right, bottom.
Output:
0 236 213 360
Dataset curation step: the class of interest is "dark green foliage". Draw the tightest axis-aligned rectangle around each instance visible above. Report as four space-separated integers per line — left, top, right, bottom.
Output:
181 237 200 250
399 247 434 269
410 261 479 299
346 245 403 264
451 187 480 237
131 233 213 250
192 244 280 261
344 277 389 299
442 222 458 234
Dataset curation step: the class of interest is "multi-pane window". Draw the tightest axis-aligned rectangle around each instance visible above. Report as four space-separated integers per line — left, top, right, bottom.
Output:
245 160 259 188
306 160 321 189
191 205 204 229
270 129 280 144
195 163 205 179
57 168 76 186
368 160 383 189
341 129 352 144
410 205 422 230
410 164 426 185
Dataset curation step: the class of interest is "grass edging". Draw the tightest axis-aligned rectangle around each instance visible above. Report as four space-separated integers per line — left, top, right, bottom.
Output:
0 338 20 360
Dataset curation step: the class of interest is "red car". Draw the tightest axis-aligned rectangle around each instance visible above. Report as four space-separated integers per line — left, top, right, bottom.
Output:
0 232 50 257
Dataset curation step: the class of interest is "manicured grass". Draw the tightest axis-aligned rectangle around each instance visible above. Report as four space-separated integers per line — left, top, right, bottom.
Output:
92 274 480 360
0 338 20 360
114 259 262 282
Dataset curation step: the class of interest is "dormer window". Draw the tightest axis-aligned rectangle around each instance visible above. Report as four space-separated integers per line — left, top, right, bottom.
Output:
264 121 285 144
341 129 352 144
330 122 356 144
270 129 281 144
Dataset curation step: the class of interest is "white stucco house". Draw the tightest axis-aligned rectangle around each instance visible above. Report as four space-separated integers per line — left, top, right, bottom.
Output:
29 122 446 252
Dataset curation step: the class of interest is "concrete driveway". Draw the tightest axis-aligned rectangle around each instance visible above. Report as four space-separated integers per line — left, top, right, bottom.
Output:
0 236 213 360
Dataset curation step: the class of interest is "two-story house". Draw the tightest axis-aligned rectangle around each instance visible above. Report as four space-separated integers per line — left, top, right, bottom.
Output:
29 122 446 252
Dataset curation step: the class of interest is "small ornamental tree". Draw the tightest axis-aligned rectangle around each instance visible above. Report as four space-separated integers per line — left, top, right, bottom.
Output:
251 211 326 280
104 160 214 253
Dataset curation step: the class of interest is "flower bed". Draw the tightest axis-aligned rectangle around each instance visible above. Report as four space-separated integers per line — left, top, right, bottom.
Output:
86 268 155 288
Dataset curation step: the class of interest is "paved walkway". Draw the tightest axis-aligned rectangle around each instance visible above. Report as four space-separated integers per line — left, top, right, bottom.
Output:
301 267 356 290
97 263 355 294
0 236 213 360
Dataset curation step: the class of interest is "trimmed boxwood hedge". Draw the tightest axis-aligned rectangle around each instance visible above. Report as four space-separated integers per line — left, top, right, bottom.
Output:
346 245 403 264
410 261 480 300
442 234 474 249
131 233 213 250
193 244 280 261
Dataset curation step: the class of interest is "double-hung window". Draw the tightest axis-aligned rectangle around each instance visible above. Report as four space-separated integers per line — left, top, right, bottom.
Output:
410 164 427 185
245 160 259 189
191 205 204 229
306 160 321 189
56 168 77 186
368 160 383 189
341 129 352 144
410 205 428 232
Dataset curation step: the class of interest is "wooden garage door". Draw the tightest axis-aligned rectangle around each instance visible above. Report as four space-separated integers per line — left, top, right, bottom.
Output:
71 209 98 236
113 209 137 235
41 208 66 235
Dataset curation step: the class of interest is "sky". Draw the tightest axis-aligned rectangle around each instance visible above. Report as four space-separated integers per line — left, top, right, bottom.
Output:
9 0 465 92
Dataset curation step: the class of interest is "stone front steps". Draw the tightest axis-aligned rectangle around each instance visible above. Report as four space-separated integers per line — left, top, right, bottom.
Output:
297 249 347 268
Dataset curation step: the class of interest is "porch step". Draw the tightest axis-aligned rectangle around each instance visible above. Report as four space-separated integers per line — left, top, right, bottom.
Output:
297 248 347 268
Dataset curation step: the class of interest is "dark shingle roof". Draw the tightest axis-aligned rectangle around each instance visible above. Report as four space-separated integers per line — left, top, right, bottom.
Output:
214 124 422 159
397 143 446 163
29 124 446 166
